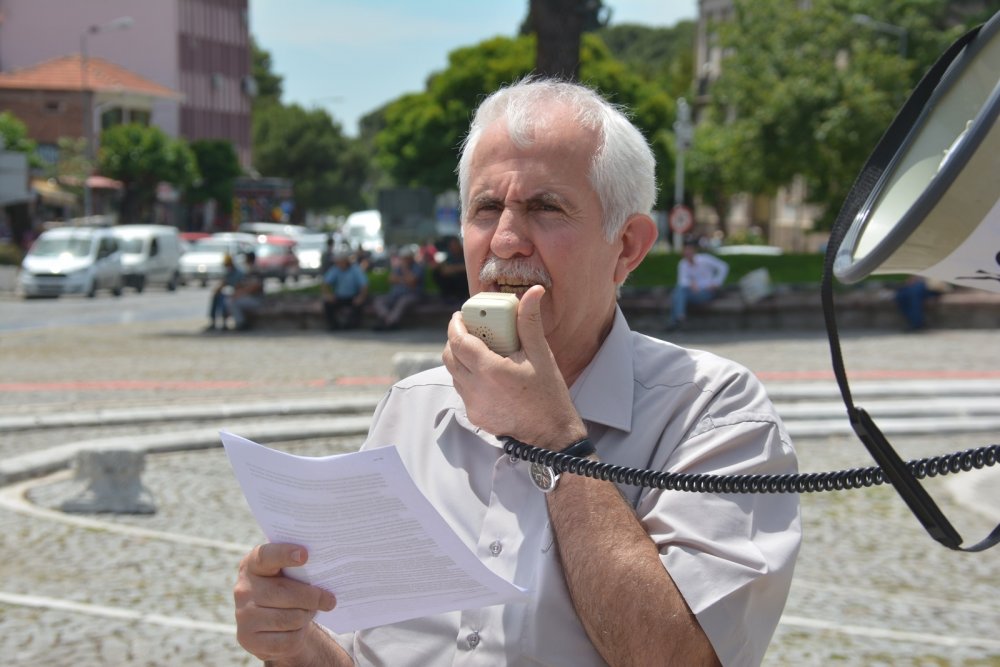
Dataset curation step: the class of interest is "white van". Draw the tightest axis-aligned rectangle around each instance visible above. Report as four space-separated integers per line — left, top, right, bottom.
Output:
343 210 386 263
112 225 183 292
18 226 124 298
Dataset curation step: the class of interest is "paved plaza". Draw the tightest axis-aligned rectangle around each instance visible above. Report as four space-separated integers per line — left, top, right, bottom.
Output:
1 312 998 665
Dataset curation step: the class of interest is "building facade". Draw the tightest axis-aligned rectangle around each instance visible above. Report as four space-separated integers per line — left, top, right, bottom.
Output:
0 0 253 167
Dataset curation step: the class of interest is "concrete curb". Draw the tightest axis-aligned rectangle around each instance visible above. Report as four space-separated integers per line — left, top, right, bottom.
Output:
0 395 381 432
0 415 373 486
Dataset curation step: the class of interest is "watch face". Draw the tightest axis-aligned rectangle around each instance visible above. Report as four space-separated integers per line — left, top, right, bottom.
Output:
529 462 558 492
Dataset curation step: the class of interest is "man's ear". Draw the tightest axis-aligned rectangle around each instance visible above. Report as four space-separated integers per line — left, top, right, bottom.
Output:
614 214 658 285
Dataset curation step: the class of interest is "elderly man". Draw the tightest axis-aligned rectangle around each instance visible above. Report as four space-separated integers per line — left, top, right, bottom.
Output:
234 78 800 667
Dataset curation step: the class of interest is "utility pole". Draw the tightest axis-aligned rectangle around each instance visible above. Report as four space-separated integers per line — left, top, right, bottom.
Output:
671 98 693 252
80 16 133 220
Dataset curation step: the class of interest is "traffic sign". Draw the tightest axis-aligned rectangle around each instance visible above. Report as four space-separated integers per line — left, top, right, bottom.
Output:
668 205 693 234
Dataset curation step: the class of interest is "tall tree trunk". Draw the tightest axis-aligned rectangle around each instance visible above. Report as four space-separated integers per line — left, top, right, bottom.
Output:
530 0 585 80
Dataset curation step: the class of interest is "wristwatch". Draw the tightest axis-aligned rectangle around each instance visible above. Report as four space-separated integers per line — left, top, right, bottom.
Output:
528 438 596 493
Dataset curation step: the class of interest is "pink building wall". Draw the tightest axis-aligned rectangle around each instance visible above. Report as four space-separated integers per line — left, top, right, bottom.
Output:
0 0 251 167
0 0 181 135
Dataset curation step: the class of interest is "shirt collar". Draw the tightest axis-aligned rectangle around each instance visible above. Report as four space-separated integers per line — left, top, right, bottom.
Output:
568 306 634 433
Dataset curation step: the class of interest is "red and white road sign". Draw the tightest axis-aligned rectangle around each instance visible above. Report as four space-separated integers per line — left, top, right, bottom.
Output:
668 205 693 234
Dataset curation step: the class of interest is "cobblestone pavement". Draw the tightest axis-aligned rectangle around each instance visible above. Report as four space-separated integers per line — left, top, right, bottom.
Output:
1 316 999 665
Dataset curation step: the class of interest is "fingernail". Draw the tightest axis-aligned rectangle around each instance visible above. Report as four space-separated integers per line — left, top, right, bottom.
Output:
290 548 304 564
321 591 336 611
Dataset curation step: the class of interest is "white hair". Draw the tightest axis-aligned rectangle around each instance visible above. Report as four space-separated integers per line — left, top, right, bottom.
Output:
457 77 657 241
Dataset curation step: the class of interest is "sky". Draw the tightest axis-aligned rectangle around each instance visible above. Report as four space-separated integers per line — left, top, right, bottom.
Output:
249 0 698 137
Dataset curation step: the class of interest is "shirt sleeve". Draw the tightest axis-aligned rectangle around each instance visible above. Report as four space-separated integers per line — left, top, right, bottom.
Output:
709 254 729 286
677 259 692 288
636 378 800 667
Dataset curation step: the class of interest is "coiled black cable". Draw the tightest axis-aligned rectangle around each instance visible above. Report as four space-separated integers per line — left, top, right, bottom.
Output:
501 438 1000 494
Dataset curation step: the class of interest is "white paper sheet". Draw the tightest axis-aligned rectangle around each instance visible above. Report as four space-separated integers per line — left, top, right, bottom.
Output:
220 431 527 632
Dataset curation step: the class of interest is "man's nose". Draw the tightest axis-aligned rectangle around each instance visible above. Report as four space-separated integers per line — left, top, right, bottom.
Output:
490 209 533 258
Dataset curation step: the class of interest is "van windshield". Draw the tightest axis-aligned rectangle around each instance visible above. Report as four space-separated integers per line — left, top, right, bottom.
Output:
117 238 145 253
30 237 91 258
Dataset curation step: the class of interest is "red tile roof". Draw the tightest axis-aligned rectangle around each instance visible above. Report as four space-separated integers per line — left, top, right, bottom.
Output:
0 54 182 99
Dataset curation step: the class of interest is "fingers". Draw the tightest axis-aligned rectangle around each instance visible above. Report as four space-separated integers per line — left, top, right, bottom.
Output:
234 544 336 659
515 285 547 358
246 542 306 577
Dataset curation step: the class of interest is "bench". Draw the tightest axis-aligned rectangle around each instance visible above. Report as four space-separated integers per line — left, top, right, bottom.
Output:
249 286 1000 333
620 284 1000 332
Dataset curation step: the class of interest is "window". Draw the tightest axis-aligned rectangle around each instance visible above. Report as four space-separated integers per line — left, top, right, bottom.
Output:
101 108 124 130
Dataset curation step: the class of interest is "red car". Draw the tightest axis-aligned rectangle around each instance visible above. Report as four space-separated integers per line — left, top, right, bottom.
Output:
253 235 300 283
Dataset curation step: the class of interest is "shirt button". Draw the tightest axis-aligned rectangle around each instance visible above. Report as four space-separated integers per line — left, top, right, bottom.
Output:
467 631 480 649
489 540 502 557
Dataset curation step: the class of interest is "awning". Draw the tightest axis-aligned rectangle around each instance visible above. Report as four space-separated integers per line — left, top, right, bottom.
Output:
86 175 124 190
31 178 77 208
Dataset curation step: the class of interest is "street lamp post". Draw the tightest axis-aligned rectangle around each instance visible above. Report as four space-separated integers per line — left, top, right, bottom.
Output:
851 13 908 58
672 97 693 252
80 15 133 219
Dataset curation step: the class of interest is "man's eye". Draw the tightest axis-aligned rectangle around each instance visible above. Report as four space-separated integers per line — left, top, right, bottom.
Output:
532 202 561 213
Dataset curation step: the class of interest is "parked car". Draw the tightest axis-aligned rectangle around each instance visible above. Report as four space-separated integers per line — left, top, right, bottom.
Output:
112 224 183 292
178 232 256 287
253 234 300 283
238 221 310 238
17 226 124 298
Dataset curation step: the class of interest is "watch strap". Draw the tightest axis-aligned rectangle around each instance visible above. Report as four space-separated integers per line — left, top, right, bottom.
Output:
558 437 595 458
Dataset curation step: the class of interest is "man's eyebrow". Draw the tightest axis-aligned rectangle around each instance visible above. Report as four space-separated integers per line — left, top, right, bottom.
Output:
526 192 568 207
470 193 502 208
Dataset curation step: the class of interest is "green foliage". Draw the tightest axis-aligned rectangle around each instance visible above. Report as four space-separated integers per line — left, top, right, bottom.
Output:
53 136 89 184
251 37 283 105
188 140 243 212
376 35 535 194
253 104 369 217
703 0 967 229
629 251 828 288
375 33 676 207
0 241 24 266
98 123 199 222
0 111 41 167
596 21 696 99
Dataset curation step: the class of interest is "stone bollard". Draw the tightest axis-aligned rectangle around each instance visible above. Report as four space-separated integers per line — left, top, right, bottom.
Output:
392 352 442 380
59 449 157 514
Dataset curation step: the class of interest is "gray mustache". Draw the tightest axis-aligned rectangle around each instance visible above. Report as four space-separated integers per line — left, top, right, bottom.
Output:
479 257 552 287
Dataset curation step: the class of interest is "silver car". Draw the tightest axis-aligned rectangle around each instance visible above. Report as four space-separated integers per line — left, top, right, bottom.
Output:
18 226 124 298
178 233 256 287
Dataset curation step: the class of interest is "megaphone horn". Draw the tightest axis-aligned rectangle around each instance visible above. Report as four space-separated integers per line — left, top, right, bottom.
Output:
834 11 1000 293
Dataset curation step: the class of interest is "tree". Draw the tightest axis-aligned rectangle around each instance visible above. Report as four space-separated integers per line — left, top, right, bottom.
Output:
98 124 199 223
597 22 696 100
251 37 283 107
375 34 676 209
253 104 368 219
703 0 967 229
0 111 40 166
188 140 243 214
521 0 611 79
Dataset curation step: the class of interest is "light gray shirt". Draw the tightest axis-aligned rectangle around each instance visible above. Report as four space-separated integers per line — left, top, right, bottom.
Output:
335 307 800 666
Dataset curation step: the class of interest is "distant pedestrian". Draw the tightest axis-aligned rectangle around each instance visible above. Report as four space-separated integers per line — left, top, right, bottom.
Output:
204 254 243 332
321 250 368 330
230 251 264 331
431 235 469 304
668 238 729 330
371 246 424 330
895 276 945 332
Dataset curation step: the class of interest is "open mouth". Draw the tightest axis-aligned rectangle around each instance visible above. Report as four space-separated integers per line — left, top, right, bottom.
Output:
494 279 535 297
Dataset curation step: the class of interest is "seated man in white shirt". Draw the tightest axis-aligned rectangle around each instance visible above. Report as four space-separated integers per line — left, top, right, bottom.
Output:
669 238 730 330
233 78 800 667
